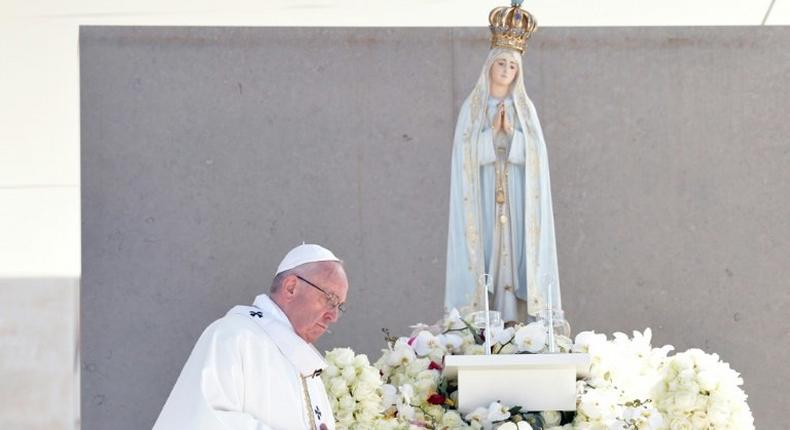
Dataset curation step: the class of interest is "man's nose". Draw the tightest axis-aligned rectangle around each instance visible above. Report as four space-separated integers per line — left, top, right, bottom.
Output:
324 307 340 323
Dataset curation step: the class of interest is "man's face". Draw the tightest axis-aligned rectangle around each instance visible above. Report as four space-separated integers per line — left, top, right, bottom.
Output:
286 266 348 343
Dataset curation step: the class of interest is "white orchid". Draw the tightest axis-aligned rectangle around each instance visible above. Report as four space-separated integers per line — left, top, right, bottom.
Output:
443 308 468 331
491 326 515 345
438 333 464 351
513 322 547 353
487 401 511 422
572 330 607 353
465 406 489 424
399 383 415 404
385 340 416 367
381 384 398 408
412 330 444 357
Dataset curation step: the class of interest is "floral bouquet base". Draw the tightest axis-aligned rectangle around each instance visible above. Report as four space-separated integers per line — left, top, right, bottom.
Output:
323 310 754 430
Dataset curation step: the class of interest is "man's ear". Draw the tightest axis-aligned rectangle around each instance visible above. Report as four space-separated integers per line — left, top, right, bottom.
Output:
281 275 299 299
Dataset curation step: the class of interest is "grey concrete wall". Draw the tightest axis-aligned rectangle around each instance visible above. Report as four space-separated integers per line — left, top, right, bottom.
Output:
80 27 790 429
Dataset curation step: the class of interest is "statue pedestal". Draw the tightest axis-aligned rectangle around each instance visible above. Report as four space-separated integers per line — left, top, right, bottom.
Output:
444 353 590 413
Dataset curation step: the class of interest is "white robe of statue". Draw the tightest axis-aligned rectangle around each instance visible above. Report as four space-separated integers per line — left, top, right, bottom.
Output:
445 47 562 321
153 295 334 430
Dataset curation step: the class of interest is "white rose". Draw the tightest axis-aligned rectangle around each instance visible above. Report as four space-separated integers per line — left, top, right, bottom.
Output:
441 410 465 427
352 381 377 398
353 353 371 369
696 369 719 392
323 364 340 378
671 353 694 371
707 397 731 425
338 394 355 410
335 410 354 426
341 365 357 383
672 389 699 411
358 366 380 385
328 378 348 397
329 348 356 368
541 410 562 427
690 410 709 429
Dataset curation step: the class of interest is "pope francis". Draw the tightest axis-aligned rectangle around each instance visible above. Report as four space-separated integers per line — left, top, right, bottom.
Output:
153 244 348 430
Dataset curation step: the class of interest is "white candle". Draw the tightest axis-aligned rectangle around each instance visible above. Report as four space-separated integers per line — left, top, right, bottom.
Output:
546 281 555 353
483 274 492 355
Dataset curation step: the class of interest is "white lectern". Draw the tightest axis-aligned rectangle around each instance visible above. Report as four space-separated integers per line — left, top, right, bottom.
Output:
444 353 590 413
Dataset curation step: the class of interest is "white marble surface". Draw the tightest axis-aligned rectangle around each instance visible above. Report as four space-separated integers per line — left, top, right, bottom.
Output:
0 188 80 277
0 278 79 430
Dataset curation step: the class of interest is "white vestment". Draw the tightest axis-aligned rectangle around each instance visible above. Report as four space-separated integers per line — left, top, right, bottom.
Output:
153 295 335 430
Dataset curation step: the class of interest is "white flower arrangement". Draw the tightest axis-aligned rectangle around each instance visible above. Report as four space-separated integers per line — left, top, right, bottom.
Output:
324 310 754 430
570 329 753 430
569 328 671 430
322 348 399 430
652 349 754 429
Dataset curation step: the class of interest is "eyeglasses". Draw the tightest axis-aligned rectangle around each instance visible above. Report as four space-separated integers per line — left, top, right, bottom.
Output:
295 275 346 313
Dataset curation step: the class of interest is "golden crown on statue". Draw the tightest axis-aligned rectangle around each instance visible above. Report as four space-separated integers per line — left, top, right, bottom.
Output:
489 0 537 54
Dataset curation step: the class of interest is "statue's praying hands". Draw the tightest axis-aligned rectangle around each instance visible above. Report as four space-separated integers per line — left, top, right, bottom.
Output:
492 102 514 136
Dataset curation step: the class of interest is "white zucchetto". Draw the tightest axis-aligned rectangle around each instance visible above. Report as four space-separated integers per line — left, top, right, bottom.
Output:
276 243 341 275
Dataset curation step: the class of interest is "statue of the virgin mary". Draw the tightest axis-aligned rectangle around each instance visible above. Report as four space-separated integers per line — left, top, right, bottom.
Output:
445 1 562 322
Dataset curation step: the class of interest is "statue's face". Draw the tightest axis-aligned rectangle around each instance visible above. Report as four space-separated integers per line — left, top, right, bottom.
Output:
489 57 519 88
